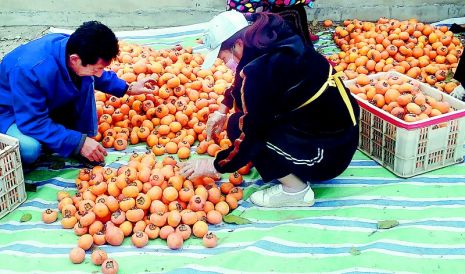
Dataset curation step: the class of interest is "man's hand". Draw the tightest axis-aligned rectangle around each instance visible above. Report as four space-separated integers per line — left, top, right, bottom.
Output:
126 77 157 95
80 137 107 163
178 158 220 180
206 111 227 141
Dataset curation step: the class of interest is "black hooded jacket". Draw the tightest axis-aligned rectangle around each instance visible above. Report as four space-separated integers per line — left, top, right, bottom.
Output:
213 32 360 173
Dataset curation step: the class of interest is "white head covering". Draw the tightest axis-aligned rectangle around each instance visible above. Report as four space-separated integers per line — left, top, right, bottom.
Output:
201 10 249 69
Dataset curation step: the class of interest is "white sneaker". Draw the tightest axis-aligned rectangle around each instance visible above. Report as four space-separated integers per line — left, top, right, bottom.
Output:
249 183 315 208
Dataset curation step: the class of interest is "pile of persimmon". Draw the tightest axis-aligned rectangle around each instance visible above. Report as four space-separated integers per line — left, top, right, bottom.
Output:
94 41 235 157
347 73 455 122
330 18 463 93
42 151 252 269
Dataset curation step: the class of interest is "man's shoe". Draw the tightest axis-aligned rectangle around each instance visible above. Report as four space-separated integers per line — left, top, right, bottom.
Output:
250 183 315 207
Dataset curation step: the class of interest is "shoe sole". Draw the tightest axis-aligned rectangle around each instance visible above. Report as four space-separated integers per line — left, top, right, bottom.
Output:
250 198 315 208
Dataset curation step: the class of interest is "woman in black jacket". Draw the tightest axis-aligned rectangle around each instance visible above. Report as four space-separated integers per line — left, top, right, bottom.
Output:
180 11 360 207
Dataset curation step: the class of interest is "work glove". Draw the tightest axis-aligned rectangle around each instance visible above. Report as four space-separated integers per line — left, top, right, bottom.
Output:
450 84 465 102
206 111 227 141
178 158 220 180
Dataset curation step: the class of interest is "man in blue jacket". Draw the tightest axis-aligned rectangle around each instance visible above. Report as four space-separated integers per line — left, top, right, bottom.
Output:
0 21 151 166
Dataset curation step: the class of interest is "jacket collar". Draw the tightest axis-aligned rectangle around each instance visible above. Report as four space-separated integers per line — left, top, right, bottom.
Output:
55 36 75 83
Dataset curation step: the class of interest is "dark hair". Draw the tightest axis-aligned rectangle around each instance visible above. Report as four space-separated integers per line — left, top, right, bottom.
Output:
220 12 289 51
66 21 119 66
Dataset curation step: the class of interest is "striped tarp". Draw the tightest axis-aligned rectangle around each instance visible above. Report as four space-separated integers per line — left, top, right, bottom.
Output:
1 145 465 273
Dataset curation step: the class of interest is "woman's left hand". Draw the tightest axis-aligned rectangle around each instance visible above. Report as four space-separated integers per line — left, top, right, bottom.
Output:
126 77 157 95
178 158 220 180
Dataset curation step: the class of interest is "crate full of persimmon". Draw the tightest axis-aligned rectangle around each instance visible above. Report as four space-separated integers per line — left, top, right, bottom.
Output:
344 71 465 178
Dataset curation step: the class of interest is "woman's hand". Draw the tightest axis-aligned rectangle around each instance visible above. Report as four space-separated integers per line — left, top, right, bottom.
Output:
178 158 220 180
206 111 228 141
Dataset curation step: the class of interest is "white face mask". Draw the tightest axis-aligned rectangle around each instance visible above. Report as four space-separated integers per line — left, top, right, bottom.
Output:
224 46 239 71
225 57 239 71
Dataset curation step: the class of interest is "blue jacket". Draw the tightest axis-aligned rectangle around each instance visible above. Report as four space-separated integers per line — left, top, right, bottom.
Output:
0 33 128 157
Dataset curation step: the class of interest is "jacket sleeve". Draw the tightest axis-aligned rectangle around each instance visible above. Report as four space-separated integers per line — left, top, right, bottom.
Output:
94 70 128 97
221 85 235 109
9 67 83 157
214 66 276 173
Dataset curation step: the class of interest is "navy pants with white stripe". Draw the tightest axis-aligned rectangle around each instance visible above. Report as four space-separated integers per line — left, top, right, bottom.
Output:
227 112 359 183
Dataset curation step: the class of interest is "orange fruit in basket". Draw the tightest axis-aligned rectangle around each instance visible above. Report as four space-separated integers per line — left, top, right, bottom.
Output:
404 113 419 122
390 106 405 119
372 94 386 108
396 93 414 106
413 93 427 105
406 102 422 115
434 101 451 114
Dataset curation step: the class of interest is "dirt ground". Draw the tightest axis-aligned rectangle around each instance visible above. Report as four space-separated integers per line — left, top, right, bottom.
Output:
1 23 462 60
0 23 326 60
0 26 48 60
0 25 154 60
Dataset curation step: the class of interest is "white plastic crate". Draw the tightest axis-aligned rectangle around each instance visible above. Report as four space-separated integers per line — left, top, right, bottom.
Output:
345 71 465 178
0 133 26 219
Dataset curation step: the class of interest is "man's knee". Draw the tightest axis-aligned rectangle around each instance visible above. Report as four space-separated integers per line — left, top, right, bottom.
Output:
19 138 42 165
